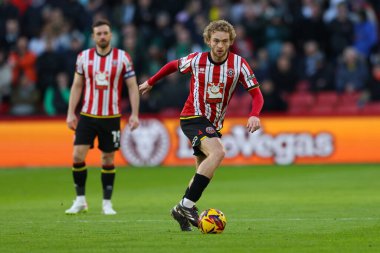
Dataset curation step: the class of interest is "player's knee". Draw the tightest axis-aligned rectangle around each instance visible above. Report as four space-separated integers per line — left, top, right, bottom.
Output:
211 147 225 161
73 155 85 163
101 152 114 165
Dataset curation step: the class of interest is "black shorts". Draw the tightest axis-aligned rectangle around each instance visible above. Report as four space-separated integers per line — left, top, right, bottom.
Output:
74 114 121 152
180 116 222 156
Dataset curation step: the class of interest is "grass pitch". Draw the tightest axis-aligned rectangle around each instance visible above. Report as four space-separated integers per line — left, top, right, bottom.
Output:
0 165 379 253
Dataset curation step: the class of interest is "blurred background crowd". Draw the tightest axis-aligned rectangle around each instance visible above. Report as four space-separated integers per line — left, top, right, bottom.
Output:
0 0 379 117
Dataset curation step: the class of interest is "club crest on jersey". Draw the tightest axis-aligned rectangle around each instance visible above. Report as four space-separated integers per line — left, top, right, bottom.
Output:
205 127 216 134
88 60 94 65
112 60 118 66
199 68 205 74
227 68 235 77
95 71 110 90
206 82 224 103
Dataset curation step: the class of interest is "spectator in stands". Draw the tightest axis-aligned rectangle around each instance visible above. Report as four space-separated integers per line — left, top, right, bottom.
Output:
10 72 40 116
0 0 19 49
264 12 290 62
260 79 288 112
3 18 20 51
353 9 378 58
36 39 63 98
0 49 12 111
21 0 45 39
8 36 37 87
300 40 334 92
230 24 254 60
294 1 327 53
270 54 299 94
326 2 353 59
335 47 369 93
43 72 70 116
113 0 136 27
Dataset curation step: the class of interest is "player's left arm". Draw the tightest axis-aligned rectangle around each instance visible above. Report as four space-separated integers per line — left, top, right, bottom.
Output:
246 87 264 133
239 58 264 133
125 76 140 131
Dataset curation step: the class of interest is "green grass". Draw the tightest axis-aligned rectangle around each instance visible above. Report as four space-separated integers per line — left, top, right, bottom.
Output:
0 165 379 253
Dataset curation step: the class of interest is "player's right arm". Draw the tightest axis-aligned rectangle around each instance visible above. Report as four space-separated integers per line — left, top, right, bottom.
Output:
138 60 179 95
66 73 84 131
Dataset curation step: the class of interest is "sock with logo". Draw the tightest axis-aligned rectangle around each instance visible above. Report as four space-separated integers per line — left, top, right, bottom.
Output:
72 162 87 196
101 164 116 200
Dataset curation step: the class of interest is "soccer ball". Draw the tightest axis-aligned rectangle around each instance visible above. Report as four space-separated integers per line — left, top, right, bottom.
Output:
198 208 227 234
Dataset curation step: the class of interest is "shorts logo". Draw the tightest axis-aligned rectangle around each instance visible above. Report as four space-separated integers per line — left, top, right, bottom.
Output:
227 68 235 77
120 119 169 166
198 129 203 135
206 127 216 134
192 136 199 147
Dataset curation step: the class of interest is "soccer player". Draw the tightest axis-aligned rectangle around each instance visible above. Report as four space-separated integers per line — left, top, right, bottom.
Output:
65 19 139 215
139 20 264 230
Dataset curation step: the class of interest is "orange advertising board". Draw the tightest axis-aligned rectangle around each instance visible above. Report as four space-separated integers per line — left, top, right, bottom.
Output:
0 116 379 168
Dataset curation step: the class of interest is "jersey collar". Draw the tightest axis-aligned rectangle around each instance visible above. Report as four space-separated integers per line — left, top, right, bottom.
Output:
208 52 229 66
95 47 113 57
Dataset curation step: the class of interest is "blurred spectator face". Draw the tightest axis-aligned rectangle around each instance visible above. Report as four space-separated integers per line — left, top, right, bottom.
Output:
343 47 358 64
16 37 29 54
281 42 295 58
177 28 190 43
122 24 136 38
336 3 348 20
304 41 318 56
257 48 268 61
6 19 19 35
156 12 170 29
92 25 112 49
261 79 274 94
123 36 136 50
138 0 151 8
57 72 69 90
208 31 231 62
277 56 290 72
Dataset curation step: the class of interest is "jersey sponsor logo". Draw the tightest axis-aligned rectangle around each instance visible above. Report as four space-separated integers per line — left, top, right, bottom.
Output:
95 71 110 90
206 82 224 103
120 119 169 166
205 127 215 134
227 68 235 78
88 60 94 65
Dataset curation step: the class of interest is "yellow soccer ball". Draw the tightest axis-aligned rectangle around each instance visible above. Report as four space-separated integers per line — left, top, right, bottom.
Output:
198 208 227 234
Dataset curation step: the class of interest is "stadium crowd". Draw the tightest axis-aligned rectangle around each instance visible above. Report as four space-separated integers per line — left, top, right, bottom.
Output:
0 0 379 116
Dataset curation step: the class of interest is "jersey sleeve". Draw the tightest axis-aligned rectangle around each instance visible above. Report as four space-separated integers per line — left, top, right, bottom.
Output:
75 52 84 75
178 52 199 74
238 58 260 90
122 52 136 79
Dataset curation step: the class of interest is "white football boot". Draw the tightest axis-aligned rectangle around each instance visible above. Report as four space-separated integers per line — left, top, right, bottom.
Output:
65 197 88 214
102 200 117 215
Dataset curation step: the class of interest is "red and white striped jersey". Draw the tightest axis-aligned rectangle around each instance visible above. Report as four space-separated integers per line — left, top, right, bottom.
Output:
76 48 135 117
179 52 259 130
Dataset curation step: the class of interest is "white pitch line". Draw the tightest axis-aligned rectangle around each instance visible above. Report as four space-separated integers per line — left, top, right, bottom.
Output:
55 217 380 223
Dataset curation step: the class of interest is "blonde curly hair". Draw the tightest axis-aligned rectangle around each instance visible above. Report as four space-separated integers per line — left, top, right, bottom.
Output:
203 20 236 45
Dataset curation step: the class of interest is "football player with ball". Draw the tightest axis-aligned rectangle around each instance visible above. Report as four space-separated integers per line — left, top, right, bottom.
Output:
139 20 263 232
